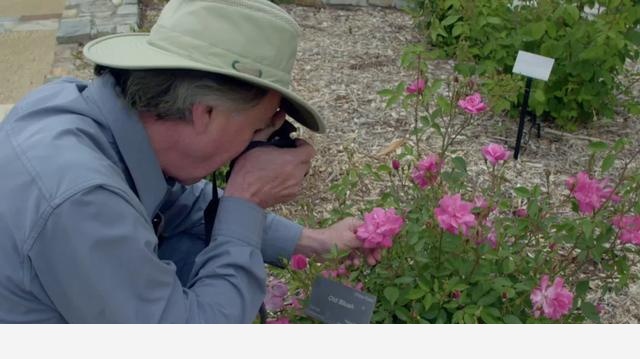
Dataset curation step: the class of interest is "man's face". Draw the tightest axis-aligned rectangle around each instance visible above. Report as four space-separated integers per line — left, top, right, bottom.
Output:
167 90 284 185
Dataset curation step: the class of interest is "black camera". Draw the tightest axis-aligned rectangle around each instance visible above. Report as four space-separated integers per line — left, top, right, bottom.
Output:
225 120 298 181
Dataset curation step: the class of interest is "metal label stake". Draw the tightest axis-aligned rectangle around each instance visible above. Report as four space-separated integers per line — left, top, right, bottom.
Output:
511 51 555 160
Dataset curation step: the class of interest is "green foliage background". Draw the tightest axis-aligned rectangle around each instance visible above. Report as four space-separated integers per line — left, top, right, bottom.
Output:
407 0 640 129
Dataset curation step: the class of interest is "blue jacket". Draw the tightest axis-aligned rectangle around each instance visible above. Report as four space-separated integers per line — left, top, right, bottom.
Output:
0 75 302 323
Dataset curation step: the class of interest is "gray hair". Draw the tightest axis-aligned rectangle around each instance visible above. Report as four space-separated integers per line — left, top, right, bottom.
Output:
96 66 269 120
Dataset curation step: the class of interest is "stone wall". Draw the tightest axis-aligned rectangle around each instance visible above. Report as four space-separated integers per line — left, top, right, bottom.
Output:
57 0 139 44
294 0 407 9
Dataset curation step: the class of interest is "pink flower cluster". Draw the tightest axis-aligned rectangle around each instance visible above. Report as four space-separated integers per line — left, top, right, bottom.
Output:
321 264 349 279
612 215 640 246
290 254 309 271
530 275 574 320
264 278 288 312
321 262 364 291
356 208 404 248
566 171 619 215
434 194 477 236
411 154 442 189
405 79 426 94
481 143 510 166
458 93 487 114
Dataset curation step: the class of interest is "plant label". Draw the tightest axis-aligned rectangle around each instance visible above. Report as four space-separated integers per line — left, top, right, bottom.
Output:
305 277 377 324
512 50 555 81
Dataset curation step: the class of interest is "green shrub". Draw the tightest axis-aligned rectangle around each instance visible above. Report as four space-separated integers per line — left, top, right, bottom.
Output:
264 47 640 323
406 0 640 129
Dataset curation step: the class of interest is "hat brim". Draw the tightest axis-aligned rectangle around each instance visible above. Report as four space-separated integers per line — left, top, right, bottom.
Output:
83 33 325 133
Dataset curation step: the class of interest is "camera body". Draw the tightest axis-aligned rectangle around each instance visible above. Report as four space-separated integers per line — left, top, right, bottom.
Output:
225 120 298 181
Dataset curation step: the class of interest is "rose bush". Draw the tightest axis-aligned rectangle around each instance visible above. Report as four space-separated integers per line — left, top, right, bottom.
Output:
264 47 640 324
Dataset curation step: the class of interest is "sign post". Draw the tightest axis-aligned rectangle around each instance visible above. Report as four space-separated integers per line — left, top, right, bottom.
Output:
511 51 555 160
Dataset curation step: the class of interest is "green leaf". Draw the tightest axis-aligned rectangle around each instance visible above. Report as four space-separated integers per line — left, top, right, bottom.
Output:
452 23 465 37
525 22 546 40
395 276 415 285
377 88 394 97
514 186 530 198
581 301 600 323
384 287 400 305
477 292 499 306
442 15 461 26
453 62 476 77
576 280 590 298
588 141 608 153
582 219 593 240
486 17 502 25
601 154 615 173
395 307 412 322
624 28 640 46
377 164 393 174
504 315 523 324
431 122 443 137
564 5 580 24
452 310 465 324
502 258 515 274
479 308 499 324
422 293 434 311
451 156 467 173
406 288 425 300
612 139 627 152
534 88 545 103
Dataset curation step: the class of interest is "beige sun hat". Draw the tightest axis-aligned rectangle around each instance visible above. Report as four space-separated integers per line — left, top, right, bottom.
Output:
83 0 325 133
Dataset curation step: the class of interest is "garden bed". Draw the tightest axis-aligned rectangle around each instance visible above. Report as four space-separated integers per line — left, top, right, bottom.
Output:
143 2 640 323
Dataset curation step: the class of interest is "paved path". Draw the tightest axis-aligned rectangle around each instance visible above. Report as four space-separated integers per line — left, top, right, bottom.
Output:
0 0 141 122
0 1 65 111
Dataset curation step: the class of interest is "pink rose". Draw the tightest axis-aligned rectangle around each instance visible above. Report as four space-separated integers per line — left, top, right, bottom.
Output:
356 208 404 249
566 172 619 215
434 194 477 236
411 154 442 189
266 317 290 324
264 279 288 311
337 265 348 277
290 254 309 271
485 228 497 248
458 92 487 114
530 275 574 320
612 215 640 246
405 79 426 94
473 195 488 209
392 159 400 171
481 143 510 166
514 208 528 218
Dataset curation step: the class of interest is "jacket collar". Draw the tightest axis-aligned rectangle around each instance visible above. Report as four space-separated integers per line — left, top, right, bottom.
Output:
82 74 167 220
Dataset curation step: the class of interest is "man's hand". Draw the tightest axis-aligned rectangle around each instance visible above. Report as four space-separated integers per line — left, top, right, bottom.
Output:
295 217 364 259
224 139 315 208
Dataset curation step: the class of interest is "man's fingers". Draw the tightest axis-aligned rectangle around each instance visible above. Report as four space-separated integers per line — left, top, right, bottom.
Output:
344 217 364 232
293 138 317 159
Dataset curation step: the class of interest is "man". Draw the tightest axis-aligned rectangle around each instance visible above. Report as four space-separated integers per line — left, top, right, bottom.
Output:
0 0 363 323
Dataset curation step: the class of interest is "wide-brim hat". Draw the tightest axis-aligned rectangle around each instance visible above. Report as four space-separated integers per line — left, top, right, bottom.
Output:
83 0 325 133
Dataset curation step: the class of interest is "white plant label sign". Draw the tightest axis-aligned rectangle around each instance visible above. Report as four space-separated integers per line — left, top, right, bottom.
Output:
512 50 555 81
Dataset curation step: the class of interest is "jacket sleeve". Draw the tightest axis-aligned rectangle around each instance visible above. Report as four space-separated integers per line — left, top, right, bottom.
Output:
29 185 266 323
161 180 302 267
